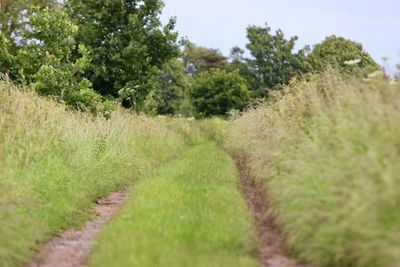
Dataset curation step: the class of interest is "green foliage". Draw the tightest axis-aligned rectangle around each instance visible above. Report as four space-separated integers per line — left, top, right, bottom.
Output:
89 143 258 267
15 7 101 112
2 6 383 116
0 0 57 47
233 24 378 98
309 36 379 74
117 76 159 112
154 58 189 115
66 0 180 108
0 32 15 75
183 40 228 76
1 0 181 113
152 43 230 116
228 47 264 98
190 69 250 117
246 23 309 92
142 90 160 116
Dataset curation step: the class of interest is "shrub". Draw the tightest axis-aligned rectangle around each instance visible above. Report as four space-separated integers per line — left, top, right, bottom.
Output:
190 69 250 117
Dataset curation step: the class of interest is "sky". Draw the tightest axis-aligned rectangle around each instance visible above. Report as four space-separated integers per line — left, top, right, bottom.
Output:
160 0 400 72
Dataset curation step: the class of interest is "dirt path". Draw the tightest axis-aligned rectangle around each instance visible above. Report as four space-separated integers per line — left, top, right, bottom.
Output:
235 157 311 267
25 189 129 267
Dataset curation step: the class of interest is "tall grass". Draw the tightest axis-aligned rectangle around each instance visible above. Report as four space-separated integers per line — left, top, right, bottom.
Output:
165 117 228 145
226 73 400 267
0 80 186 267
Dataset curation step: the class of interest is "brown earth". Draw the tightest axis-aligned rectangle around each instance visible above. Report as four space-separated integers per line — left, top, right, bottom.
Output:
235 156 312 267
25 189 129 267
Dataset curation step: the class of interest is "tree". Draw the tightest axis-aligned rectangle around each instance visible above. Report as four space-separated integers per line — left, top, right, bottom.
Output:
0 31 15 75
246 23 309 92
65 0 180 109
0 0 57 49
16 7 101 112
183 41 228 76
154 58 189 115
190 69 250 117
308 35 379 75
228 46 264 98
230 46 245 61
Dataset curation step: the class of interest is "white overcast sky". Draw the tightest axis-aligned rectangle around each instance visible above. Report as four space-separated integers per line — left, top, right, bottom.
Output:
161 0 400 71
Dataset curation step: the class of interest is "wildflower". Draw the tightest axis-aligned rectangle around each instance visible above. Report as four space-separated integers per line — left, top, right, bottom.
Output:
344 59 361 66
367 70 384 79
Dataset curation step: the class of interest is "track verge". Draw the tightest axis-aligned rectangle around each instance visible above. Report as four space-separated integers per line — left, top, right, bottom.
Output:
235 156 312 267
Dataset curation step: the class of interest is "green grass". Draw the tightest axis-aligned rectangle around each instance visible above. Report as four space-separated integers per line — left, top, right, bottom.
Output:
227 73 400 267
165 116 229 146
89 142 259 267
0 81 186 267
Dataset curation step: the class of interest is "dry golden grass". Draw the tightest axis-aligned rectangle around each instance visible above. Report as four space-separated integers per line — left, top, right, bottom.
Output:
227 73 400 267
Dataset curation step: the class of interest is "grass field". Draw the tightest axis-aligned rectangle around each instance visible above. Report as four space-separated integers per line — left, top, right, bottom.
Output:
89 142 259 267
0 81 186 267
227 73 400 267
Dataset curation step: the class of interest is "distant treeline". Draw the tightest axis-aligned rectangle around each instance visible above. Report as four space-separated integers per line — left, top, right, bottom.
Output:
0 0 383 117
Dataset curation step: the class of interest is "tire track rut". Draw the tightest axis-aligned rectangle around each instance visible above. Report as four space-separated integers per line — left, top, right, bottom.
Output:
235 156 312 267
25 189 129 267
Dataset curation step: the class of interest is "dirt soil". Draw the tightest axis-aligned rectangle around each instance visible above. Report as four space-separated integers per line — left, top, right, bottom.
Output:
235 157 312 267
25 189 129 267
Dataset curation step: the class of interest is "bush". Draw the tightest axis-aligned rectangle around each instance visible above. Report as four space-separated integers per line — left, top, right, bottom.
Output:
190 69 250 117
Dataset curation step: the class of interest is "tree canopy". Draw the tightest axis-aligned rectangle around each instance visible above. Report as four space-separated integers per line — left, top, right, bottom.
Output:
246 24 310 92
0 31 14 75
0 0 384 117
183 41 228 76
154 58 189 115
0 0 58 48
65 0 180 107
16 7 101 112
308 35 379 74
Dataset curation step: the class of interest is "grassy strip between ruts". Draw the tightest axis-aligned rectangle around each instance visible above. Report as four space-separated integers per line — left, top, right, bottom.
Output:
89 142 259 267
